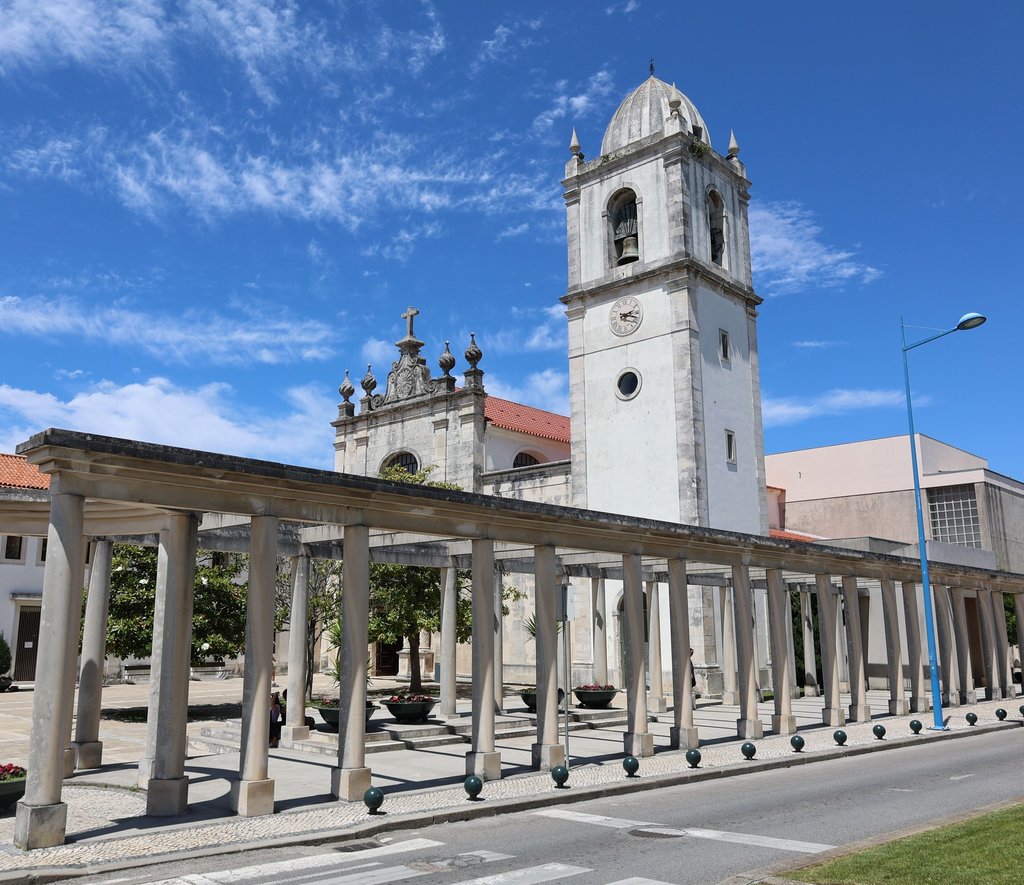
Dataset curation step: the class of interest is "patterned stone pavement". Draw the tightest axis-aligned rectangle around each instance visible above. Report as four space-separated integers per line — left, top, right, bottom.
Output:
0 679 1020 880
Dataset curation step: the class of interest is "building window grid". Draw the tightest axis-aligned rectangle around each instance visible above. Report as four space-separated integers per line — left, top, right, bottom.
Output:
927 485 981 548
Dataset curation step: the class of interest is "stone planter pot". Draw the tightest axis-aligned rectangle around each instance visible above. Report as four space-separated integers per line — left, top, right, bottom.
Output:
572 688 618 709
0 779 26 812
519 688 564 712
315 702 376 732
382 699 436 723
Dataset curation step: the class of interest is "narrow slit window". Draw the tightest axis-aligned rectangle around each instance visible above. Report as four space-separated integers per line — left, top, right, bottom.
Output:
725 430 737 464
719 329 731 362
708 190 726 268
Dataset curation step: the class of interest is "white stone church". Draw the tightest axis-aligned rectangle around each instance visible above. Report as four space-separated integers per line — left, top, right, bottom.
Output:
331 71 772 695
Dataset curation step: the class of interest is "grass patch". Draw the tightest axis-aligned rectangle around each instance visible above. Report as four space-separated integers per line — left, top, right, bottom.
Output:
787 802 1024 884
101 702 243 723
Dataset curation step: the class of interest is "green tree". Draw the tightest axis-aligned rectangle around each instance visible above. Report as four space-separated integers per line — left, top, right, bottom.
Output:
101 544 256 665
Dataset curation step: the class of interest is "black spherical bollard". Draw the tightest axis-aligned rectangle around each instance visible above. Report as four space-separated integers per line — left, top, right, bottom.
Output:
551 765 570 788
910 719 923 734
464 775 483 801
363 786 384 814
685 748 701 769
872 724 886 740
995 708 1007 721
622 755 640 778
1019 704 1024 718
741 741 756 760
966 712 978 726
833 729 847 746
790 735 805 753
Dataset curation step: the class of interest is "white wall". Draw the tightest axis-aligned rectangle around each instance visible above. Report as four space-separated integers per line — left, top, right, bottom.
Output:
0 534 45 675
484 426 569 471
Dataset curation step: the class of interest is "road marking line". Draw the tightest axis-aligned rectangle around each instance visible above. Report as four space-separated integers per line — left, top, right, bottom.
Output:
605 879 676 884
886 788 914 792
681 827 833 854
142 838 445 885
950 774 974 780
532 809 654 829
452 863 592 883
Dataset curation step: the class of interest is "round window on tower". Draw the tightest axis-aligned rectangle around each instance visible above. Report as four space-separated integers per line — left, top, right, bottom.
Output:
615 368 642 401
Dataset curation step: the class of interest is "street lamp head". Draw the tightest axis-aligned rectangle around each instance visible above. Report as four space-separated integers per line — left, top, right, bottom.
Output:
955 312 986 331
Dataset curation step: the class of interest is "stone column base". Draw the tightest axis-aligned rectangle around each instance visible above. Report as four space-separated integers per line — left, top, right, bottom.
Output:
647 694 668 714
736 719 764 740
62 748 76 778
669 725 699 749
147 776 189 816
821 708 845 727
332 766 371 801
802 685 820 697
771 714 797 735
847 705 873 722
14 801 68 850
958 690 977 705
720 691 740 706
624 731 654 757
942 693 960 708
466 750 502 781
888 699 910 716
531 743 565 770
985 687 1004 701
280 724 309 747
73 740 102 770
909 696 930 713
231 778 275 816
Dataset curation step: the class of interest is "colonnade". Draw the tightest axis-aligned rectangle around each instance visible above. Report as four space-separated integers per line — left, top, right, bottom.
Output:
10 432 1024 850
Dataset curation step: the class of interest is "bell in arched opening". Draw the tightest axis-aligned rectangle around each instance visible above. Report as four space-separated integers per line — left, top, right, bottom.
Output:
611 192 640 265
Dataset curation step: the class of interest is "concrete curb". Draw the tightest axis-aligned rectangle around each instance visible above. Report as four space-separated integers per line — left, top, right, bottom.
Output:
4 720 1019 884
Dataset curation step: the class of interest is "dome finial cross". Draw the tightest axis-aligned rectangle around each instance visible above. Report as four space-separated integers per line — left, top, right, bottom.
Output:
649 57 655 76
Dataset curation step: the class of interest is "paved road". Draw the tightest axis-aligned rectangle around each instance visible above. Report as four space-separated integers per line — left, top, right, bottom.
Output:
63 728 1024 885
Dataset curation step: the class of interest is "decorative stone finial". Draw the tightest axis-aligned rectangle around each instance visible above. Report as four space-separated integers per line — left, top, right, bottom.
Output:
361 364 377 396
668 82 682 117
569 127 581 157
339 369 355 403
728 129 740 157
464 333 482 369
439 340 456 378
649 57 655 77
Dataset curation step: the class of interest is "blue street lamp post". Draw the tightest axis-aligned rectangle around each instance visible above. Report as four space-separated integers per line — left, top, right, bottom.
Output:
901 311 986 731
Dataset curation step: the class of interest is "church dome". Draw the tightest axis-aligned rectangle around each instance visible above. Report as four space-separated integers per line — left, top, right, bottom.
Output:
600 75 711 156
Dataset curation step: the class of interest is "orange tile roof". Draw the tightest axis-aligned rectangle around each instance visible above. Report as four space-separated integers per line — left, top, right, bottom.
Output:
770 527 819 543
484 396 570 444
0 454 50 490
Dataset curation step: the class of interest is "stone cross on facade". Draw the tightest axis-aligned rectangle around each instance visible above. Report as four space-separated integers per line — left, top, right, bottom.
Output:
402 306 419 338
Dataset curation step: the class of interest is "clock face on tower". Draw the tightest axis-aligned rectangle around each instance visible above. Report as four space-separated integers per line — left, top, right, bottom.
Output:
609 296 643 336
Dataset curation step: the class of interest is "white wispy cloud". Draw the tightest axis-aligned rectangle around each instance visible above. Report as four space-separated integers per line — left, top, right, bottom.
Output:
762 388 905 427
749 200 882 296
361 221 443 262
486 368 569 417
792 340 842 349
471 18 543 74
486 304 566 355
605 1 640 14
0 377 335 468
496 222 529 241
0 294 335 365
533 69 615 135
361 337 395 368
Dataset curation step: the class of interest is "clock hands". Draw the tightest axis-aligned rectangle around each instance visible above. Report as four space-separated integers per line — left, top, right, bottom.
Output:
619 310 638 321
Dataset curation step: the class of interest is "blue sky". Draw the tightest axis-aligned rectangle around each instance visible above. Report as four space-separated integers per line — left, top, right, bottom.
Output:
1 1 1020 479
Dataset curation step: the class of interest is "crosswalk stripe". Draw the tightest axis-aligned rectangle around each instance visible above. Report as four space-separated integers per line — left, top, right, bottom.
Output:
604 879 677 884
142 838 445 885
532 809 654 829
451 863 592 884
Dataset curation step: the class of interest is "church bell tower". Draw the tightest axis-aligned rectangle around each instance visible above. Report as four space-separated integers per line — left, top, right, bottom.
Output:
562 70 768 534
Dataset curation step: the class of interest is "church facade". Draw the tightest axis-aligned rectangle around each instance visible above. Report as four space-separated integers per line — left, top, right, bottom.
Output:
331 72 769 692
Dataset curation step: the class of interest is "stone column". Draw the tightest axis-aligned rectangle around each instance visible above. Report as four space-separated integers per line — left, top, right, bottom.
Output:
233 515 277 816
667 558 698 749
785 588 798 694
646 580 666 713
799 586 819 697
814 575 845 727
932 584 959 706
467 538 500 779
719 586 739 704
880 578 909 715
73 539 113 770
989 589 1012 697
900 581 928 712
766 569 796 735
439 563 458 719
975 588 1000 700
950 588 977 704
836 597 850 692
732 565 763 739
841 577 871 722
281 551 310 746
15 490 85 850
493 571 504 713
332 524 371 799
531 545 564 770
591 576 608 685
140 515 199 815
622 553 653 756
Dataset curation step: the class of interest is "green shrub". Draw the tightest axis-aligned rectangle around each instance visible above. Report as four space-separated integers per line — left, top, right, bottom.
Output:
0 632 11 676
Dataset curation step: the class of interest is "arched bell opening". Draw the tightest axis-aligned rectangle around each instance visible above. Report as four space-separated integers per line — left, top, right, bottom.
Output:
609 189 640 266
